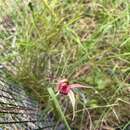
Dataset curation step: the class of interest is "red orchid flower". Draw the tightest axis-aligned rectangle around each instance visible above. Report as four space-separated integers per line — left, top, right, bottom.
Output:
57 79 86 95
57 79 87 120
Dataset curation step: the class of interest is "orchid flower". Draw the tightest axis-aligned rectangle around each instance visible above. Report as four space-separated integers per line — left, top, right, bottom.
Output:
57 79 87 120
57 79 87 95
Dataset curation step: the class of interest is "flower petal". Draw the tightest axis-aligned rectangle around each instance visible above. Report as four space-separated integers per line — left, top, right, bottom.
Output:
68 90 75 120
59 79 69 84
69 84 87 89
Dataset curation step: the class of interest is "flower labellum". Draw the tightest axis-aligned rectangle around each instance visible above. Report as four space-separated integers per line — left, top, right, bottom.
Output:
58 79 70 95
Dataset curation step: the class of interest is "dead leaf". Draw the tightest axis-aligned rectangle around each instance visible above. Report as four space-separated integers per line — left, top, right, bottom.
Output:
74 64 91 78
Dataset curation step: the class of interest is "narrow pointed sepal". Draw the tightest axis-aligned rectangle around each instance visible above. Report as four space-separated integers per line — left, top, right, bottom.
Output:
68 90 76 120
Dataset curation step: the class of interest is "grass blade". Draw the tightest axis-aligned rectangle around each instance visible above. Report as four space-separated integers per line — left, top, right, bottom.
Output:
47 87 71 130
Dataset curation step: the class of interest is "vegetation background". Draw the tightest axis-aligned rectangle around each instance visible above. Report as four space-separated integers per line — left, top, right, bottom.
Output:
0 0 130 129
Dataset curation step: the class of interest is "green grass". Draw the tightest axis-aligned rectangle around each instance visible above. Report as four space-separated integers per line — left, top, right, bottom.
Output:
0 0 130 129
48 87 71 130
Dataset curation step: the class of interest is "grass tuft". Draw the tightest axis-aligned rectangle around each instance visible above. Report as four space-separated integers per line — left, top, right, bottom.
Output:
0 0 130 129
